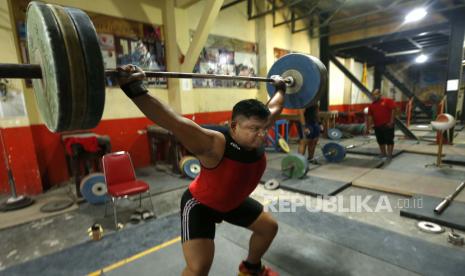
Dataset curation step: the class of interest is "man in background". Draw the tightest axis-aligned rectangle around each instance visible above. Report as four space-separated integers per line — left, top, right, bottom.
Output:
297 103 321 163
367 89 398 159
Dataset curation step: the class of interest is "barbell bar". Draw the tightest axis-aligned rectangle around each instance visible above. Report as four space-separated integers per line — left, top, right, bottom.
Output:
0 1 327 133
0 63 294 85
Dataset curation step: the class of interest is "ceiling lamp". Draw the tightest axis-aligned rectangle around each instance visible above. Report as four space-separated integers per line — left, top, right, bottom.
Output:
415 54 428 63
405 8 427 23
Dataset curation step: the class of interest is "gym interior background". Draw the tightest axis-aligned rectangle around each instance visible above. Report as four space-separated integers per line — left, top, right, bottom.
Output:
0 0 465 275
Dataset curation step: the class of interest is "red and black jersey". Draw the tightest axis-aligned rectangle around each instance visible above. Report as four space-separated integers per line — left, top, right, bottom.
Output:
189 130 266 212
368 97 397 127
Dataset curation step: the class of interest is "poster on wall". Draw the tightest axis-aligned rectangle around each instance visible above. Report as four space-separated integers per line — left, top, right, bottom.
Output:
274 48 291 61
193 33 258 89
0 82 27 118
13 0 167 88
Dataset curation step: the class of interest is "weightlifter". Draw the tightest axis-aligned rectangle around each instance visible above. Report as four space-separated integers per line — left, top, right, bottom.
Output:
117 64 285 276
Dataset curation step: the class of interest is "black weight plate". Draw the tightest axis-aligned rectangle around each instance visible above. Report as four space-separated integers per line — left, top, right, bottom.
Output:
65 7 105 129
40 199 74 212
48 4 87 130
26 2 72 132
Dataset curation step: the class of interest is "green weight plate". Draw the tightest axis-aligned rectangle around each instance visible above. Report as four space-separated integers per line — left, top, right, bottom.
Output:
48 4 87 131
65 7 105 129
26 2 72 132
281 153 309 179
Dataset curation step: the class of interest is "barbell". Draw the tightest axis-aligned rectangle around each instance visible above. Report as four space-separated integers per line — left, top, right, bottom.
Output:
280 143 354 179
0 2 327 133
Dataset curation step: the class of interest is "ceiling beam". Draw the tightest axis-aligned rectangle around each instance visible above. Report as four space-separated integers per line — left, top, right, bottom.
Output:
330 23 450 51
175 0 202 9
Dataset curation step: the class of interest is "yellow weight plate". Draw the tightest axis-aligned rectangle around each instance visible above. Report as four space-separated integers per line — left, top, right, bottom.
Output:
278 138 290 153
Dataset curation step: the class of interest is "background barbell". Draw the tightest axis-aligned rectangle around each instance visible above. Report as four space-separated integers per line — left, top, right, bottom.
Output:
0 1 327 133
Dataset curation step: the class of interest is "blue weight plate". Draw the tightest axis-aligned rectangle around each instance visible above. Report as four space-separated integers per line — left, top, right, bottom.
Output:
267 53 327 109
183 158 201 179
80 173 109 205
322 142 346 163
328 128 343 140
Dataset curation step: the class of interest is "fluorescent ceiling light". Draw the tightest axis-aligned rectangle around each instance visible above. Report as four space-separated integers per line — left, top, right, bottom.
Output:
385 49 421 57
415 54 428 63
405 8 427 23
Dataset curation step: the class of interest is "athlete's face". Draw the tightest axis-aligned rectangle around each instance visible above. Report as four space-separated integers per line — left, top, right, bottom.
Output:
230 116 268 150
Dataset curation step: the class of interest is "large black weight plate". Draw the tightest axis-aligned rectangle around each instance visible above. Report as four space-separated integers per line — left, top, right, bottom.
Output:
267 53 327 109
40 199 74 213
65 7 105 129
322 142 346 163
26 2 72 132
281 153 309 179
48 4 87 130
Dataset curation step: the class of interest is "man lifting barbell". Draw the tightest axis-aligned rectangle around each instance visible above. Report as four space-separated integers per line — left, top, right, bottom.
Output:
118 64 285 276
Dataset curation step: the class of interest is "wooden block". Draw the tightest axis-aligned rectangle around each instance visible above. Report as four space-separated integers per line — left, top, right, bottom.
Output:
352 169 465 203
309 164 374 183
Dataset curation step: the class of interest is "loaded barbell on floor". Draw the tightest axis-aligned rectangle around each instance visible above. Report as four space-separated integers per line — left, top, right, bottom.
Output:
263 143 354 190
0 2 327 133
280 143 353 175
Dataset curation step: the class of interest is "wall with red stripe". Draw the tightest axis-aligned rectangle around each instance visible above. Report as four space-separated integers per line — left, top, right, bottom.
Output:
3 102 414 196
0 111 232 195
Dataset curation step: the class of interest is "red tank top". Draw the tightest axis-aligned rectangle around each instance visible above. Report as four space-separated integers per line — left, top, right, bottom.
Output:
189 131 266 212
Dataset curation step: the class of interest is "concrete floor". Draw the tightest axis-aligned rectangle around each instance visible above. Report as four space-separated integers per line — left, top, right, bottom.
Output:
1 134 465 275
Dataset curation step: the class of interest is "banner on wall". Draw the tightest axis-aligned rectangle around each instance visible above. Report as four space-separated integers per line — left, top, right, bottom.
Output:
193 33 258 89
13 0 167 88
0 81 27 118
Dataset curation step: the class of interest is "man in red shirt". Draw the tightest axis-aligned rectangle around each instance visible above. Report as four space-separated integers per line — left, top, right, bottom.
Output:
118 65 285 276
368 89 398 159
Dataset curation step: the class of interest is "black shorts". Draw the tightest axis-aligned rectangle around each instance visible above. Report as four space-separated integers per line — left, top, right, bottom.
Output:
180 189 263 243
374 125 395 145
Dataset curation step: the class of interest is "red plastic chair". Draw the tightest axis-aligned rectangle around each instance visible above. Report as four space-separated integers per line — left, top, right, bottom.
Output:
102 151 154 228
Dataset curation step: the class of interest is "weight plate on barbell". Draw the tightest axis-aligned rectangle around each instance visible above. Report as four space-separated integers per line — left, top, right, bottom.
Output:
278 138 290 153
26 2 72 132
328 128 342 140
267 53 327 109
65 7 105 130
281 153 309 179
264 178 280 190
80 173 109 205
48 4 88 131
322 142 346 163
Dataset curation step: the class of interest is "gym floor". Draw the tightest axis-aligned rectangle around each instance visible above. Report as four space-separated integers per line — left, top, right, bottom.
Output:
1 132 465 275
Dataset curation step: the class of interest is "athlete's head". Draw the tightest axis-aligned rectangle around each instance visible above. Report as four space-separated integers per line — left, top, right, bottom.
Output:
230 99 270 149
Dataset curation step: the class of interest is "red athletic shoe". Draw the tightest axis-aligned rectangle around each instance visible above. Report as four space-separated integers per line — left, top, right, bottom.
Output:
238 261 279 276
